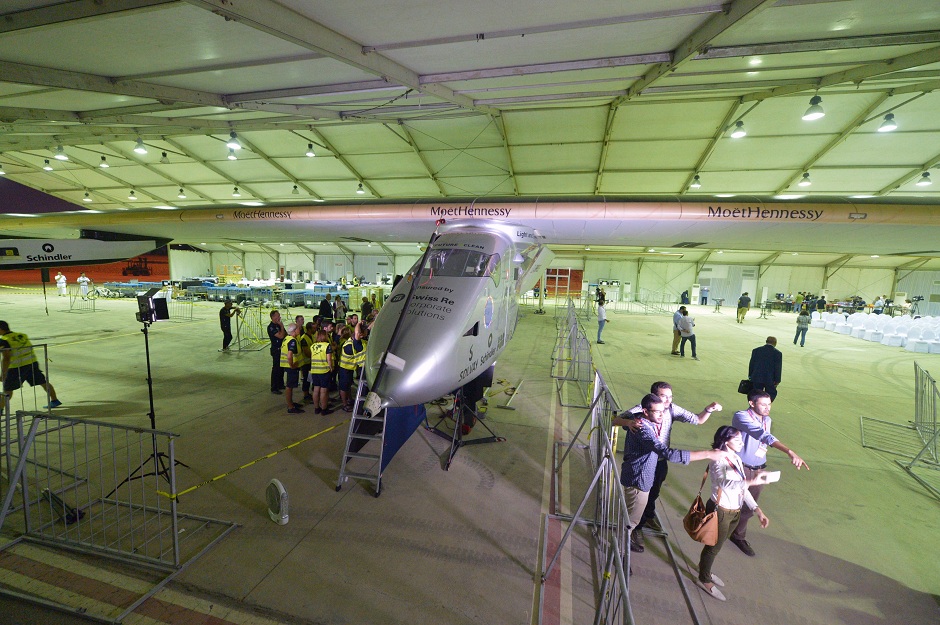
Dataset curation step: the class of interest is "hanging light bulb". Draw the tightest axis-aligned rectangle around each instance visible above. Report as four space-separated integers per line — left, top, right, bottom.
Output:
915 172 932 186
228 148 237 160
134 138 148 154
82 191 92 202
43 159 53 171
690 174 702 189
878 113 897 132
356 182 365 194
99 156 109 168
802 95 825 121
226 131 241 150
54 144 69 161
128 189 138 200
232 186 241 197
305 143 316 157
730 120 747 138
292 184 299 195
798 172 812 187
178 188 187 199
160 151 170 164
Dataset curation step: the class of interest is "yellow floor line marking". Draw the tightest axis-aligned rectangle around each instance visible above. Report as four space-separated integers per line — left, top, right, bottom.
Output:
158 420 349 499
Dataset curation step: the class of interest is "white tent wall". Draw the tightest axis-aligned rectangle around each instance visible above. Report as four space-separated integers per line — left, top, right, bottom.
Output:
315 254 351 282
699 264 756 305
168 249 210 280
639 261 696 304
824 268 894 303
584 259 639 301
897 270 940 317
757 265 825 300
394 255 422 277
354 254 395 284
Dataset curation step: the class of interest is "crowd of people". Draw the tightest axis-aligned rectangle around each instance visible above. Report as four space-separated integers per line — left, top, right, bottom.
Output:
612 380 809 602
256 295 379 415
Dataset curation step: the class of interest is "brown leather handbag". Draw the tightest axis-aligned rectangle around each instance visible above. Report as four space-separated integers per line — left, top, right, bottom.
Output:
683 470 720 546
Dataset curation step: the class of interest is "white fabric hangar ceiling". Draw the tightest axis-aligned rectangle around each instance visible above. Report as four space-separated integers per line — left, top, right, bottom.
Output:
0 0 939 268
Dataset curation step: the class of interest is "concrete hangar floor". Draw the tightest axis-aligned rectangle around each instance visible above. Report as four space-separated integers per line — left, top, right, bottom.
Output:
0 292 938 625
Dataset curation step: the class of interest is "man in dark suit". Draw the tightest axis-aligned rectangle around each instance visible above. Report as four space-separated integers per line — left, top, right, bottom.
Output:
749 336 782 401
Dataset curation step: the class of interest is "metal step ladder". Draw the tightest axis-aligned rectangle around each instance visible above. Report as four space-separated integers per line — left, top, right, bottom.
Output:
335 375 386 497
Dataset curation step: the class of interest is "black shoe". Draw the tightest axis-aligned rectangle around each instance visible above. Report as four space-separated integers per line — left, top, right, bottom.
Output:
671 351 680 355
597 340 605 344
321 408 333 416
287 406 304 414
630 531 644 553
271 389 283 395
729 536 755 556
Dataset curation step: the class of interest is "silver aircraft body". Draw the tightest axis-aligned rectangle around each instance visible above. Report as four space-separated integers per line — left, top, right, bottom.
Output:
364 220 553 409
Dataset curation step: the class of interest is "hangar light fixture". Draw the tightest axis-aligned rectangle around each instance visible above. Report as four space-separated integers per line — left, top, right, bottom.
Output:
798 172 812 187
128 189 137 200
99 156 109 168
356 182 365 194
54 145 69 161
226 132 242 150
82 191 92 202
0 163 5 175
730 121 746 138
878 113 897 132
43 159 53 171
292 184 299 195
233 186 241 197
134 138 148 154
689 174 702 189
160 151 170 164
915 172 932 186
228 148 237 161
306 143 316 157
178 188 187 199
802 95 825 121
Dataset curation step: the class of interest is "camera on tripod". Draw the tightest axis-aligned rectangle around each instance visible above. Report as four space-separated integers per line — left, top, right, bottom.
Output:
911 295 925 302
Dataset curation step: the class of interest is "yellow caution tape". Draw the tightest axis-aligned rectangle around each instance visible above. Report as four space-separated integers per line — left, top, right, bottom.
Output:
157 419 349 499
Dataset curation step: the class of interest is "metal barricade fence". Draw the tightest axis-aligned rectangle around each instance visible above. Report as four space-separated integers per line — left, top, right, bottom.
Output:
541 371 633 625
551 299 593 408
167 296 195 322
861 361 940 499
68 283 96 313
234 303 290 351
0 411 237 622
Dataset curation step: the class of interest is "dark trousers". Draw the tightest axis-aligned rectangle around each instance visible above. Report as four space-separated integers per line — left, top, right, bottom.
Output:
640 458 668 526
221 327 233 349
680 335 696 357
731 466 766 541
271 351 285 391
794 327 807 346
752 380 777 401
301 365 311 395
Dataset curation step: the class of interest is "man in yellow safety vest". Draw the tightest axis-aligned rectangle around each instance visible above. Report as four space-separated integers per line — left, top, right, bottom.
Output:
1 321 61 409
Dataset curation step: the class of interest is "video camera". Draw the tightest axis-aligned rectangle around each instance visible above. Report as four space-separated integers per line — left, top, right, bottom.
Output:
912 295 925 302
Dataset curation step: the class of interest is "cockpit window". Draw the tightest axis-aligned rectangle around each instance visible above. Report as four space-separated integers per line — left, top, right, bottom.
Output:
422 248 500 284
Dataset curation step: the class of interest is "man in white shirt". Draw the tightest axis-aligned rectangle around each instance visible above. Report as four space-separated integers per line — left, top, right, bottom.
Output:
597 299 608 344
671 305 686 355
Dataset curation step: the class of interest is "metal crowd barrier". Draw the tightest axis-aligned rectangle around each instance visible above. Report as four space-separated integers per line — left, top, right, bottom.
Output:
234 303 290 351
167 296 195 322
541 372 633 625
861 361 940 499
551 299 593 408
0 411 237 622
68 283 96 312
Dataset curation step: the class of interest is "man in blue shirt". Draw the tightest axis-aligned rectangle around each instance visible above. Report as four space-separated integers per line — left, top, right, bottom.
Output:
729 390 810 556
614 394 731 555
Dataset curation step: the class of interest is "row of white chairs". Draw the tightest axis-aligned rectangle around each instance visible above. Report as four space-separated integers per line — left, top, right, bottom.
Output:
810 311 940 353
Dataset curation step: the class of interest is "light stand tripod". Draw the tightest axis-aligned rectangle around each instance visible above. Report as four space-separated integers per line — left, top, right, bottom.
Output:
106 294 188 499
425 370 505 470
